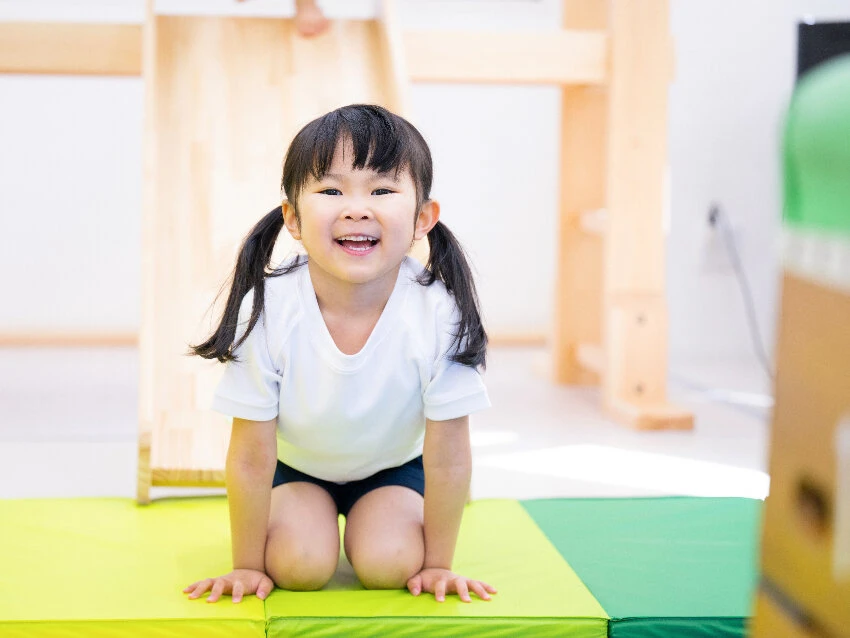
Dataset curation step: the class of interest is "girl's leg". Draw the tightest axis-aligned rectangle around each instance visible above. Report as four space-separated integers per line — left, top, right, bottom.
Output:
265 482 340 591
343 486 425 589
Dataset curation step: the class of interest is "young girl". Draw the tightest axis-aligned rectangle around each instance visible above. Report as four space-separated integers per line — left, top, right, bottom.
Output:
183 104 496 604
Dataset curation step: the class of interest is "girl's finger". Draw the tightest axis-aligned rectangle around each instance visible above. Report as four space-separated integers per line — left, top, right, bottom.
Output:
455 579 471 603
183 581 200 593
257 576 274 600
232 580 244 604
189 579 213 600
406 574 422 596
207 579 226 603
434 579 447 603
483 582 498 594
469 581 491 601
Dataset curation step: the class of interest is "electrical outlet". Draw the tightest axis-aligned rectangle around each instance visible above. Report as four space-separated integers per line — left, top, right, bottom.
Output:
700 206 739 274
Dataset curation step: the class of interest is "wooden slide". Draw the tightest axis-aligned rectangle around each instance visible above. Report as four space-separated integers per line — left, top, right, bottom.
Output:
137 3 409 503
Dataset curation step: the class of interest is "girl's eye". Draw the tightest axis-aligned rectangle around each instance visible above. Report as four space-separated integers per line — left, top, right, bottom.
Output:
319 188 341 196
372 188 394 195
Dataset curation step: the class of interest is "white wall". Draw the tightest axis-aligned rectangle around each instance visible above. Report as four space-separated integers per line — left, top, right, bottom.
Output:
1 0 849 364
667 0 850 365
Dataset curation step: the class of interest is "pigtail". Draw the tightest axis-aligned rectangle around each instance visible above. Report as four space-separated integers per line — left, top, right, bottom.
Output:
417 220 488 369
190 206 301 362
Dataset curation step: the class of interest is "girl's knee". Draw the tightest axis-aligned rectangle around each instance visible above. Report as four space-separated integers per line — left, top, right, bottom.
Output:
265 534 338 591
350 542 424 590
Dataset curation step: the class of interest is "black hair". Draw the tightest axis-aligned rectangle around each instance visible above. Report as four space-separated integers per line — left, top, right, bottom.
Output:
190 104 487 368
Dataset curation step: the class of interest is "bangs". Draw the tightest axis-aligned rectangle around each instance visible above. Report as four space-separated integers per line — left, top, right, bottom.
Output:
309 108 411 178
282 105 432 208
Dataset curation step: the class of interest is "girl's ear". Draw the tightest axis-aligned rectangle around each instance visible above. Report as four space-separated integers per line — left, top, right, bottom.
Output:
414 200 440 241
282 200 301 240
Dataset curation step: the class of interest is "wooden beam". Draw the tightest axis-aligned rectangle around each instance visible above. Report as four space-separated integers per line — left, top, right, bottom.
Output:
488 332 548 347
0 332 137 347
0 329 546 350
0 22 143 75
0 21 607 85
404 29 607 85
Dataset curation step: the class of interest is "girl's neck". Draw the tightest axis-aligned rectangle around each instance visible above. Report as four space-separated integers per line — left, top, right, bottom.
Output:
306 259 401 319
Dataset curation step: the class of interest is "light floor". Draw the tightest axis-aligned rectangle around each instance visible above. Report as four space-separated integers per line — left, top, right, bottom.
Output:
0 346 772 501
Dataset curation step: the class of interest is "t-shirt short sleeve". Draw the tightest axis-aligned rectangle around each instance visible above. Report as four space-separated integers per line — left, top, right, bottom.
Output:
211 290 281 422
422 303 490 422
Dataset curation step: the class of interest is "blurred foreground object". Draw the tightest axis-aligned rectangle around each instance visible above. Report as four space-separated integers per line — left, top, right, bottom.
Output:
752 53 850 638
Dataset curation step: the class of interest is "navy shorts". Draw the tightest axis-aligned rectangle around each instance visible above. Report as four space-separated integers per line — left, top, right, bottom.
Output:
272 456 424 517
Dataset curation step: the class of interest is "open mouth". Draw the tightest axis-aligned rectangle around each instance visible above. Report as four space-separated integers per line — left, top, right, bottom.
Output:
335 234 379 254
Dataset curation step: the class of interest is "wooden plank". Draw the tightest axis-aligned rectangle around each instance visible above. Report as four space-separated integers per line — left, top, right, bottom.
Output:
0 22 142 75
553 0 607 386
137 0 157 506
0 332 136 347
404 29 607 85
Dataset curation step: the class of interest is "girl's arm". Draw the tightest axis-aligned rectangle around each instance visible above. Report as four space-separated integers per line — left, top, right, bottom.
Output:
227 417 278 570
422 415 472 570
410 415 496 602
184 417 278 603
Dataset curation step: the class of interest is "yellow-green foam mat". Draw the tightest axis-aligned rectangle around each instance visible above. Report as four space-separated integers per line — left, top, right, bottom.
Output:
522 497 762 638
0 497 265 638
265 499 608 638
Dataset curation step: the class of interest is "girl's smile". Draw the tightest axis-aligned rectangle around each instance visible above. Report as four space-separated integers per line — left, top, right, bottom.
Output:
335 234 380 255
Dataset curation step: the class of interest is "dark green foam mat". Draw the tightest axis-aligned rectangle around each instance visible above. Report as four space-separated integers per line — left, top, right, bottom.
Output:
522 497 762 638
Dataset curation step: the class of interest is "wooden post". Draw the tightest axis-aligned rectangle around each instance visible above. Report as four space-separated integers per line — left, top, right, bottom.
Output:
137 0 157 505
602 0 691 429
554 0 608 386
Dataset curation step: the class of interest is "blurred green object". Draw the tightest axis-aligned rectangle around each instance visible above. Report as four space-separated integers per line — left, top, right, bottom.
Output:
784 54 850 235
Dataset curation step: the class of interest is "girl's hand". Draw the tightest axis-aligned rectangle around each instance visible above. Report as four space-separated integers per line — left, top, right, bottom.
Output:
183 569 274 603
407 568 497 603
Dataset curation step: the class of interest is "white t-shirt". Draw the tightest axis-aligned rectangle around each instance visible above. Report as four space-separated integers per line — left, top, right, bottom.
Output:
211 256 490 483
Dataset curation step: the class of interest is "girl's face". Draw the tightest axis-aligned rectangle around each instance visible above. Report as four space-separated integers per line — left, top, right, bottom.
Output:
283 141 438 290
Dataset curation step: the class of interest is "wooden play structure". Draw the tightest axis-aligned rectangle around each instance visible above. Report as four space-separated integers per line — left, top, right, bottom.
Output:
0 0 692 503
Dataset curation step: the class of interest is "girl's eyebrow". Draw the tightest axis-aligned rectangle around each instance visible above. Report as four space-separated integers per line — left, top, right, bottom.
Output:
320 171 400 182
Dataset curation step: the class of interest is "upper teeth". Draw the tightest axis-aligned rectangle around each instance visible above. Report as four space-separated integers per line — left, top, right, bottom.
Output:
338 235 377 241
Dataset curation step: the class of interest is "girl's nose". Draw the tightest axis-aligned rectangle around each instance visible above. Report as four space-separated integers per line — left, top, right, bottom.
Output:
342 201 373 220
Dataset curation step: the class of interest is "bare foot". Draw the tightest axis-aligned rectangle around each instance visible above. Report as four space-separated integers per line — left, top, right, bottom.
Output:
235 0 330 38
